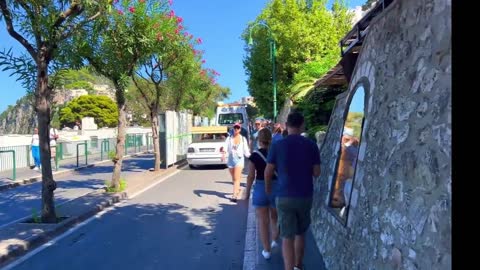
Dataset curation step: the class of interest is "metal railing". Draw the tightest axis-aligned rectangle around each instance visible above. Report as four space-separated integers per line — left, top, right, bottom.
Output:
0 133 153 174
0 150 16 180
76 141 88 167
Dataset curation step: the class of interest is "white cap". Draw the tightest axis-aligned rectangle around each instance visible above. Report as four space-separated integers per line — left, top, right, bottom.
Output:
343 127 354 137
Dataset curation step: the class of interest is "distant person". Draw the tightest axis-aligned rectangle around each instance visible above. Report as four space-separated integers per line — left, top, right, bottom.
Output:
272 123 283 144
245 128 279 260
49 126 59 161
265 112 321 270
332 127 360 210
31 128 41 171
250 119 262 152
226 123 250 202
73 120 81 130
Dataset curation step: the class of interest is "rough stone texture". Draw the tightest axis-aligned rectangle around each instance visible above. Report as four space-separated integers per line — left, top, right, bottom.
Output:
311 0 451 269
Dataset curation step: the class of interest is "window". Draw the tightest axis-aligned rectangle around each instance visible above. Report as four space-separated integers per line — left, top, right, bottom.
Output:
328 84 365 223
193 133 229 142
218 113 244 125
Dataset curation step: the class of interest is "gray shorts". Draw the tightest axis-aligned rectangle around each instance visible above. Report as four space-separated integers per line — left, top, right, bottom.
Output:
276 197 313 239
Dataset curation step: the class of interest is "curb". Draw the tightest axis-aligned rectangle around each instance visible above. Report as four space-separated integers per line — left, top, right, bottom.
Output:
243 191 257 270
0 151 149 192
0 160 185 266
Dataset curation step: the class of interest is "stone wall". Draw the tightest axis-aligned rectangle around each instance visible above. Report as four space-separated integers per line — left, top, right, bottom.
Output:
310 0 451 269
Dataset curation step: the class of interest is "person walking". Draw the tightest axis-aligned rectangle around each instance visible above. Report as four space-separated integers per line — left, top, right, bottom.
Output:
265 112 321 270
226 123 250 202
272 123 284 144
31 128 41 171
245 128 279 260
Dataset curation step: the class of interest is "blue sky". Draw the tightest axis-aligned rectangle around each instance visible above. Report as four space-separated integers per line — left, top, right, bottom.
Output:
0 0 366 113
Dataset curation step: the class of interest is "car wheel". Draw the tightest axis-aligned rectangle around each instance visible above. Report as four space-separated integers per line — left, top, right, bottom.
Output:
189 164 195 169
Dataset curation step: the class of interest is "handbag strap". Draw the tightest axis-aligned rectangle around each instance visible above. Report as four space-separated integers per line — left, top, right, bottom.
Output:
254 150 278 177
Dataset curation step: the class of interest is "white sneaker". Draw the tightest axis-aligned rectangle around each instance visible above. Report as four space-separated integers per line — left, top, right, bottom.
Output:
293 267 302 270
33 167 39 171
261 250 271 260
271 240 278 249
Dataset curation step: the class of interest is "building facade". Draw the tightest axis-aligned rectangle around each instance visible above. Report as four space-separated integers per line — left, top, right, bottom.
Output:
311 0 451 269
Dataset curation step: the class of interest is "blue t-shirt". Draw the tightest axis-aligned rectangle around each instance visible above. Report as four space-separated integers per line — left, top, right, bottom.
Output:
272 133 283 144
267 134 321 197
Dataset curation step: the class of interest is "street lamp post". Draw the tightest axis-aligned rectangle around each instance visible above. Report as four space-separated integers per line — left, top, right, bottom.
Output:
248 21 277 122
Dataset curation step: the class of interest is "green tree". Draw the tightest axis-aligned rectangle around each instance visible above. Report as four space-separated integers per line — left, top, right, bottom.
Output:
243 0 352 118
0 0 110 223
59 95 118 128
75 0 174 189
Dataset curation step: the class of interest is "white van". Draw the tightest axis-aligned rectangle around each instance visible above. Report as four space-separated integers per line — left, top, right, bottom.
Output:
215 103 250 139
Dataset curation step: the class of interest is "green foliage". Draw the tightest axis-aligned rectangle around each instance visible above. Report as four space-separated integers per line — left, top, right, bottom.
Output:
295 85 346 134
59 95 118 128
108 150 116 160
31 208 41 224
105 178 127 193
246 104 260 120
243 0 353 116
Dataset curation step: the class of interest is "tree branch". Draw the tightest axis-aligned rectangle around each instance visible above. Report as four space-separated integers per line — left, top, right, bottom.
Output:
131 75 153 111
60 11 102 40
0 0 37 60
53 2 83 29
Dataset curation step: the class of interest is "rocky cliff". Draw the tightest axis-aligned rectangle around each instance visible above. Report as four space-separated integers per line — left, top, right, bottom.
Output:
0 95 36 135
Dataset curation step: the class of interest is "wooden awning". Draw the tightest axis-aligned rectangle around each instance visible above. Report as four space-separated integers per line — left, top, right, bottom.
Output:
313 63 348 87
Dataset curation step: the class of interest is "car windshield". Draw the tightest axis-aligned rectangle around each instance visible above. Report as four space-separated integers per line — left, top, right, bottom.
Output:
193 133 229 142
218 113 244 125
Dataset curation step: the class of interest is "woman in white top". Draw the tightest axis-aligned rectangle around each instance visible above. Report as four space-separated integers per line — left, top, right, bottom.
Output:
226 123 250 202
31 128 41 170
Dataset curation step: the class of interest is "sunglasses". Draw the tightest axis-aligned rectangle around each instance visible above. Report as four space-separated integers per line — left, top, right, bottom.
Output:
233 126 241 130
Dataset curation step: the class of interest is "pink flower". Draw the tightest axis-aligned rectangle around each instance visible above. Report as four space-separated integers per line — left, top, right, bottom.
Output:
202 59 206 63
168 0 173 5
175 29 179 34
168 10 175 18
113 0 119 4
117 9 124 15
196 38 202 44
178 25 184 31
176 16 183 23
128 6 135 13
184 32 189 37
193 50 198 55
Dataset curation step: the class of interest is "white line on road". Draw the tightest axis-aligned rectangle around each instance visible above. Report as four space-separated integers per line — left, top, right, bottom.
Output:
1 169 181 270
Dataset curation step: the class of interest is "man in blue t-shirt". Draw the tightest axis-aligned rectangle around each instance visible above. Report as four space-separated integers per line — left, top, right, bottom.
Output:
265 112 321 270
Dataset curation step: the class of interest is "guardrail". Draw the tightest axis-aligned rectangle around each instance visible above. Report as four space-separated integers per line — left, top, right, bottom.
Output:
76 141 88 167
0 133 154 173
0 150 16 180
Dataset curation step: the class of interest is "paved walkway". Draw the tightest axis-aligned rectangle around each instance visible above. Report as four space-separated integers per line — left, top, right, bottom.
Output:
243 195 326 270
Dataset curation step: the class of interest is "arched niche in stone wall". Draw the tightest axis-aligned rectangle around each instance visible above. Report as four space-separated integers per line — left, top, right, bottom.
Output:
328 83 365 224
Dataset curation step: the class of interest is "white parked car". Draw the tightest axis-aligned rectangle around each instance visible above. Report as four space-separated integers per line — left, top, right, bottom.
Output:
187 126 229 169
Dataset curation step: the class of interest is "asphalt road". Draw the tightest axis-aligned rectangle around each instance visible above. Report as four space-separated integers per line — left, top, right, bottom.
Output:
0 155 155 229
6 165 249 270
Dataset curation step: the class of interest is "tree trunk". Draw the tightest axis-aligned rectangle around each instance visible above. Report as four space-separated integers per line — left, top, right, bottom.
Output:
37 57 57 223
150 110 161 171
111 88 127 190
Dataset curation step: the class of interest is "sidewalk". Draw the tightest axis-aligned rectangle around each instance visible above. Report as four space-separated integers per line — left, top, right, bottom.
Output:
243 195 326 270
0 149 150 192
0 154 185 267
